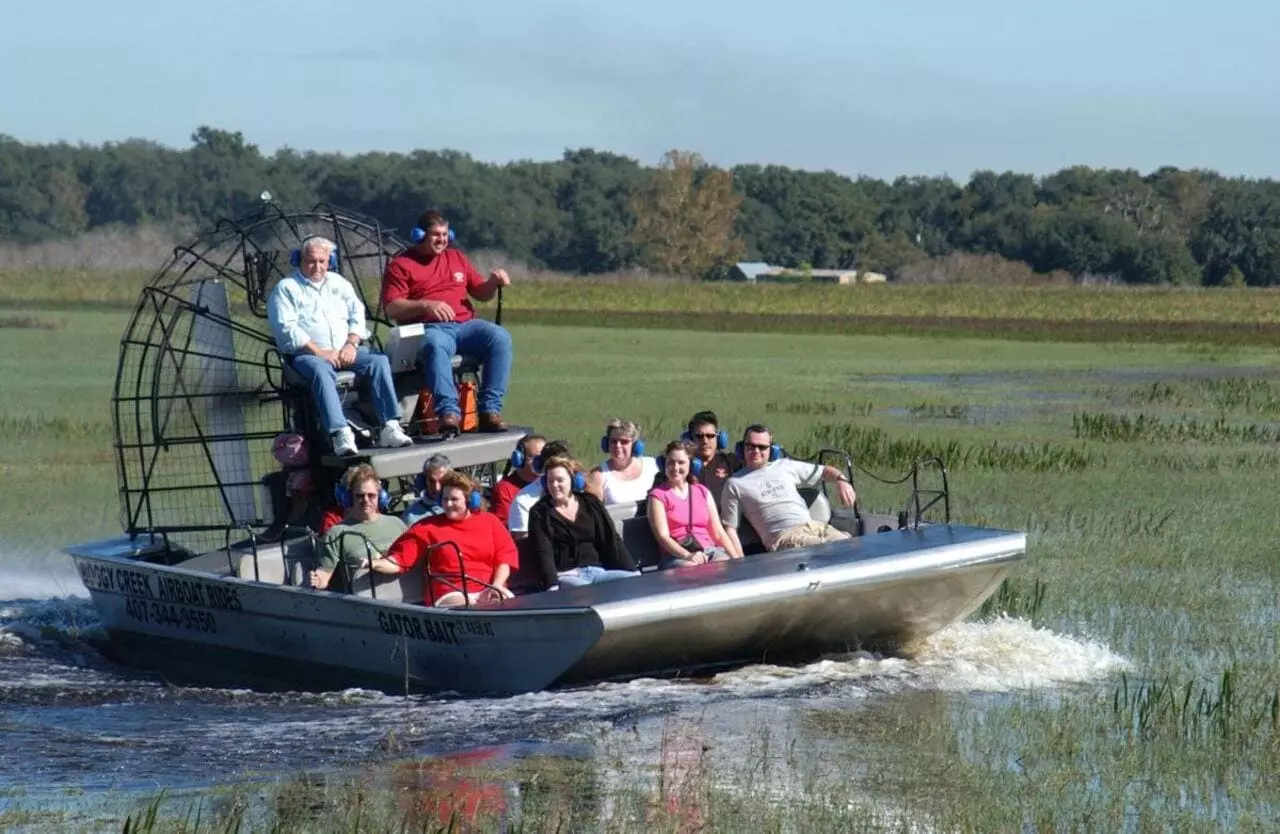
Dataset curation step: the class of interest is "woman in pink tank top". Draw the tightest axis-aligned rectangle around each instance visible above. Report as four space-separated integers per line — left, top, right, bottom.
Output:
647 441 743 569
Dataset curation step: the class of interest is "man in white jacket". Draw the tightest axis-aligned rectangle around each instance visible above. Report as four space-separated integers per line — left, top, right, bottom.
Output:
267 236 412 456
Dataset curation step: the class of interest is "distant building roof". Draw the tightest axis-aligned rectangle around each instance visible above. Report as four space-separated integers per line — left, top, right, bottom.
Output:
733 262 774 281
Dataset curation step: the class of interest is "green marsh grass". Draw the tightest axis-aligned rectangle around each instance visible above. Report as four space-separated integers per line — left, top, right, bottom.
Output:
0 269 149 307
1073 411 1280 443
6 310 1280 830
1129 376 1280 415
905 401 969 419
795 423 1100 473
0 314 66 330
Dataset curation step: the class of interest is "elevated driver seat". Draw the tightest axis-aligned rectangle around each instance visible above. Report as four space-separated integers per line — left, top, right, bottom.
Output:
384 323 484 427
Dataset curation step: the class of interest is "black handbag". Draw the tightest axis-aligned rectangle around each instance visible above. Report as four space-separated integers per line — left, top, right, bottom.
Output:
676 484 702 553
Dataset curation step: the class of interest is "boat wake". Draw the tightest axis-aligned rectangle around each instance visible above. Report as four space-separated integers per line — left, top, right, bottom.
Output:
0 589 1130 794
706 615 1128 697
1 592 1127 708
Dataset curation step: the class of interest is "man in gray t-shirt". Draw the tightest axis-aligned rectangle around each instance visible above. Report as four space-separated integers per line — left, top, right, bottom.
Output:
720 425 858 552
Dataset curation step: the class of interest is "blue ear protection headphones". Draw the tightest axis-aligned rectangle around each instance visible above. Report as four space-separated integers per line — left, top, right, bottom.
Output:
656 455 703 477
600 435 646 456
290 239 340 270
409 226 457 245
510 437 531 470
734 440 783 462
681 428 729 451
435 487 484 512
540 469 587 493
334 482 390 511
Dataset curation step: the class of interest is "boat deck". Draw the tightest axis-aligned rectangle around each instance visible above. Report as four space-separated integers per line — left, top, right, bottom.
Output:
499 523 1025 613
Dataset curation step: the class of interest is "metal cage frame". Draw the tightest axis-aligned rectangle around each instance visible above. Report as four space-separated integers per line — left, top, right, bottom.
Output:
112 202 409 554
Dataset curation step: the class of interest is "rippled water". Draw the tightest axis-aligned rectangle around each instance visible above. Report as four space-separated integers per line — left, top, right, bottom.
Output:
0 547 1129 819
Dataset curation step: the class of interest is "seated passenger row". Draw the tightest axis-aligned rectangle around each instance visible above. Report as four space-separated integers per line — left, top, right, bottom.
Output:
310 411 858 608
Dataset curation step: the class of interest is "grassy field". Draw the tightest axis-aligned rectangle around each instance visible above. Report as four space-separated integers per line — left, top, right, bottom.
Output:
6 269 1280 343
3 301 1280 830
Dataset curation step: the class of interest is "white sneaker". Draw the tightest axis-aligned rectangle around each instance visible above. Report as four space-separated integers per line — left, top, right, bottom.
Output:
379 420 413 448
331 427 358 456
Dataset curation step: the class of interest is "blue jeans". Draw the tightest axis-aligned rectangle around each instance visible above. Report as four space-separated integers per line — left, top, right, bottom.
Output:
288 348 401 434
421 320 513 417
557 565 640 586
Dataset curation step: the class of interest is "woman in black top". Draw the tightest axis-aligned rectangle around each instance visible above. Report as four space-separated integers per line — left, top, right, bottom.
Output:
527 456 639 590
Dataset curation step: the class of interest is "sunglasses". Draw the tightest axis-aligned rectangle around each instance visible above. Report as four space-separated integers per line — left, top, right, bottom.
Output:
744 443 772 452
691 432 719 440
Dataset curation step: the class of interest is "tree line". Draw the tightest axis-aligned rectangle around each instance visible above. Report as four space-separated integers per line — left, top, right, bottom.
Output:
1 126 1277 286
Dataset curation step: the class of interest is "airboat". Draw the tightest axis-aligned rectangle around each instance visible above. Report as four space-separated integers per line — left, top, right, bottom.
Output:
64 201 1025 696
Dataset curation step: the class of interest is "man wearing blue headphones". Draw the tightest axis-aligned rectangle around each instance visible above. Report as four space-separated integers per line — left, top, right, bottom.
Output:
490 434 545 526
268 235 412 456
401 453 453 526
684 410 738 506
381 210 514 436
720 425 857 554
311 464 406 591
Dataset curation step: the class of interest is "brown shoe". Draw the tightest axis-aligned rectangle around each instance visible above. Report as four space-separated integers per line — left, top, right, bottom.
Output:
437 412 461 437
478 412 508 433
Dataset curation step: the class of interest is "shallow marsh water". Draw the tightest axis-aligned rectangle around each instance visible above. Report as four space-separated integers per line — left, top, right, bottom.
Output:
2 318 1279 830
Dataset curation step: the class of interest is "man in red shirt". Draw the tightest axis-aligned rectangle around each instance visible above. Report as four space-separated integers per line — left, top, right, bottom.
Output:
381 210 513 435
489 434 545 526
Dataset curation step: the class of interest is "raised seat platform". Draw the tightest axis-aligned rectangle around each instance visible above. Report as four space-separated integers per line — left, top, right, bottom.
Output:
321 426 531 477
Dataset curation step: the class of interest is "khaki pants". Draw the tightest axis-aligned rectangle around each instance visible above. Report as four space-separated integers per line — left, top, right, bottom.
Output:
772 520 851 551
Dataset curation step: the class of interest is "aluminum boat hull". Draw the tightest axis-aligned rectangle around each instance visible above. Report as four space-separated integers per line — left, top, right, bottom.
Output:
67 524 1024 696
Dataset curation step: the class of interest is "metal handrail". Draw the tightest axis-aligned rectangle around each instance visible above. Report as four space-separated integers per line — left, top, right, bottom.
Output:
330 529 385 599
908 456 951 527
422 540 510 609
223 524 263 580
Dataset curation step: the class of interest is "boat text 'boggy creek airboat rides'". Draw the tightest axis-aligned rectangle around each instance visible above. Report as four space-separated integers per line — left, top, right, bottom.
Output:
64 202 1026 696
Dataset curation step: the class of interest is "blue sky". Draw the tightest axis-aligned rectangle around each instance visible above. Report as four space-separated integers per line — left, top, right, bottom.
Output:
4 0 1276 179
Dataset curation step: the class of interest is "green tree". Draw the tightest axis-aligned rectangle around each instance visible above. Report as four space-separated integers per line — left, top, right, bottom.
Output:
1191 179 1280 286
630 150 745 278
179 127 270 223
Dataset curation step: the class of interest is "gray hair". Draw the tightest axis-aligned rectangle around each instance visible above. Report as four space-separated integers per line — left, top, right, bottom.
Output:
299 235 335 257
605 418 640 440
423 453 452 473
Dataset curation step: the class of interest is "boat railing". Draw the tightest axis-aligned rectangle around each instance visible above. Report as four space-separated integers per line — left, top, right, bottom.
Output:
813 448 952 531
331 530 387 599
812 447 860 492
224 524 262 580
223 524 317 584
908 456 951 527
422 541 511 609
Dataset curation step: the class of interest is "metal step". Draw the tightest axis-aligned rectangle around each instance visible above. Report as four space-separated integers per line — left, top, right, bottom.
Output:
321 426 531 477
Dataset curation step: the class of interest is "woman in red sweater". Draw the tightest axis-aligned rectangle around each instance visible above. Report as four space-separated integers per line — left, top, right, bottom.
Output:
374 471 519 606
